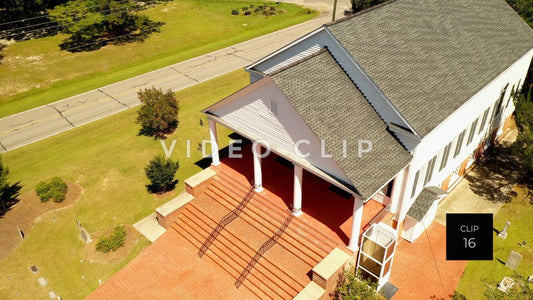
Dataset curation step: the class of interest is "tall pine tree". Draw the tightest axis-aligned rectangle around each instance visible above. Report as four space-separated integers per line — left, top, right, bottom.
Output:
0 156 22 214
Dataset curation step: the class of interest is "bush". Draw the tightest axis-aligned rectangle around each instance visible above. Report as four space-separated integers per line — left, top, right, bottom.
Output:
451 291 467 300
95 225 127 253
244 11 251 15
136 87 179 138
145 156 180 194
35 181 51 202
242 6 248 11
231 9 239 15
35 177 68 203
334 266 381 300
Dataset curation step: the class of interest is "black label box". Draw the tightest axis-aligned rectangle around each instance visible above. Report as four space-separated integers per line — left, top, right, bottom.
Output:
446 213 493 260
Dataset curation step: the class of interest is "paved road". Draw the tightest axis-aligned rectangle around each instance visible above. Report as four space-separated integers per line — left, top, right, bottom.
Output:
0 2 348 153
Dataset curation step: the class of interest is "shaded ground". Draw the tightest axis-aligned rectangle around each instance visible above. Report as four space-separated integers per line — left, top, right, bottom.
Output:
0 181 82 261
435 177 503 226
466 144 524 204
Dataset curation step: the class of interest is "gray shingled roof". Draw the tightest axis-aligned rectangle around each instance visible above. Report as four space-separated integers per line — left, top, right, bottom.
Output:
407 186 446 221
327 0 533 136
271 50 411 200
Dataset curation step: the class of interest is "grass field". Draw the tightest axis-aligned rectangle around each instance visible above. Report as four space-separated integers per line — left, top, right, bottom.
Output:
455 185 533 299
0 0 316 117
0 70 246 299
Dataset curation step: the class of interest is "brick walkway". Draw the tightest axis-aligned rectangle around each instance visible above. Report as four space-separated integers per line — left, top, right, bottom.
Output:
86 228 258 300
389 222 467 300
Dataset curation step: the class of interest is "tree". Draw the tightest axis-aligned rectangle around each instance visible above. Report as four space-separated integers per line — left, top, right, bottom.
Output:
511 86 533 176
506 0 533 28
0 156 22 214
48 0 164 52
349 0 386 13
0 0 68 40
145 155 179 194
136 87 179 138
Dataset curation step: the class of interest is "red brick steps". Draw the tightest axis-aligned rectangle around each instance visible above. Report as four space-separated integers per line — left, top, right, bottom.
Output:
205 183 324 267
173 202 303 299
216 170 338 250
169 168 340 299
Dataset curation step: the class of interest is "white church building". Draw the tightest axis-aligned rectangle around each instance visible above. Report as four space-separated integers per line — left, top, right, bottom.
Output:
202 0 533 286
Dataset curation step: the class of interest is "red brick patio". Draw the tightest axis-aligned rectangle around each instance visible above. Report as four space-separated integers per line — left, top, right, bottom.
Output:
217 146 387 246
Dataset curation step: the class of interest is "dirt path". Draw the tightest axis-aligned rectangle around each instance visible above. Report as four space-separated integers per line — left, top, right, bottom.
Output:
0 181 82 261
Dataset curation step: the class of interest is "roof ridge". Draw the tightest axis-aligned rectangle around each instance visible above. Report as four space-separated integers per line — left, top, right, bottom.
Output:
325 0 399 26
268 47 328 76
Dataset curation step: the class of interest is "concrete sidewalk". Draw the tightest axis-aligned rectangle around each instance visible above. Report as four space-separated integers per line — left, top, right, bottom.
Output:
0 10 339 152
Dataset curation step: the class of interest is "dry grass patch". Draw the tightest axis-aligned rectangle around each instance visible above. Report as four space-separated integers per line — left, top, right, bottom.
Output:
0 181 82 261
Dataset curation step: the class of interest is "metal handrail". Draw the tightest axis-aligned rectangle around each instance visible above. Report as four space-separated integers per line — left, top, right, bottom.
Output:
198 184 255 257
235 211 294 288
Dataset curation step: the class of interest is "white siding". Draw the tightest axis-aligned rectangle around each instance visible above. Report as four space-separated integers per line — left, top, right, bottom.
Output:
401 199 439 242
399 48 533 221
209 78 352 185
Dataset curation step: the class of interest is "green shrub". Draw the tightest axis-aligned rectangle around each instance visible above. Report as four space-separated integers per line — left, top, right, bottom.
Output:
145 155 180 194
95 225 127 253
231 9 239 15
334 266 382 300
35 177 68 203
35 181 51 202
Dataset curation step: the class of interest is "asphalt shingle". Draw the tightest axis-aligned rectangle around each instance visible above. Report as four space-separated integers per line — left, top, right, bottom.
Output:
271 50 411 200
327 0 533 136
407 186 446 221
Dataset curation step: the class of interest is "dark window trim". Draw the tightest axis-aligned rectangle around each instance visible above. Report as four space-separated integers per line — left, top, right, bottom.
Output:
491 84 508 122
467 118 479 145
411 171 420 198
453 130 466 158
478 108 490 134
440 142 452 171
424 156 437 185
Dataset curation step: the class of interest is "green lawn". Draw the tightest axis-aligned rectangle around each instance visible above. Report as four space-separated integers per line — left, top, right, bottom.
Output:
0 70 246 299
455 185 533 299
0 0 316 117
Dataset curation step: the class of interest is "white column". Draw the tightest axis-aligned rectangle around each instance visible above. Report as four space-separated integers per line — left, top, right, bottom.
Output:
348 197 364 251
389 167 407 215
208 118 220 166
252 143 263 192
292 165 303 217
397 164 414 224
